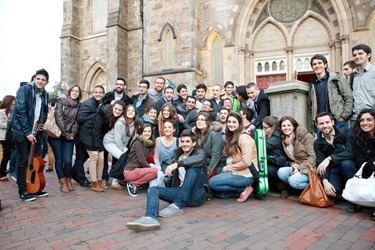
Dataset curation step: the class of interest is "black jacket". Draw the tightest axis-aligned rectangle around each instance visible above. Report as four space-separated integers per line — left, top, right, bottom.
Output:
353 137 375 178
266 131 287 167
102 90 131 107
131 94 155 116
252 90 270 128
76 97 102 126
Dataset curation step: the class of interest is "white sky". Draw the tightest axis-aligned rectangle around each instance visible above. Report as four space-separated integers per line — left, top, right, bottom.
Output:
0 0 63 99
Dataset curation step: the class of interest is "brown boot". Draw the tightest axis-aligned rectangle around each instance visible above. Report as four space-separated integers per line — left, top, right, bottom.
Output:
97 180 109 190
91 181 104 192
66 178 75 191
59 178 70 193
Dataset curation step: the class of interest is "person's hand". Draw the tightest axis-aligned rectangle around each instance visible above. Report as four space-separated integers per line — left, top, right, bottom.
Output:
322 179 336 197
317 157 331 175
290 164 299 175
222 166 230 172
177 114 185 123
26 134 36 144
165 163 178 177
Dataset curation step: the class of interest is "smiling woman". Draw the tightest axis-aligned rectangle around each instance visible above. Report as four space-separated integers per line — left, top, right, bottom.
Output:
0 0 63 99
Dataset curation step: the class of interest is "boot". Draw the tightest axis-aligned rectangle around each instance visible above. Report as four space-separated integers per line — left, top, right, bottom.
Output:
97 180 109 190
66 178 75 191
59 178 70 193
91 181 104 192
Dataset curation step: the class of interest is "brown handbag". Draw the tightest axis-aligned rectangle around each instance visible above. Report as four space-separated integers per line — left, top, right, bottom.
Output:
299 163 334 208
207 156 222 179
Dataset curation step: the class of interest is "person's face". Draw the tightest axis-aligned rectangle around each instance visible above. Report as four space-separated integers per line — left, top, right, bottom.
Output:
353 49 371 68
246 87 259 101
164 89 174 101
196 115 208 130
316 115 334 135
155 78 165 92
359 113 375 134
142 126 152 139
212 86 221 98
225 84 234 95
180 136 196 154
69 87 80 100
202 101 212 112
227 116 239 132
138 83 148 95
11 100 15 109
186 98 196 111
262 122 272 137
219 110 229 123
126 106 136 119
162 107 171 118
147 109 157 120
196 88 206 100
34 74 48 90
179 88 188 99
115 80 126 93
112 103 124 118
163 121 175 136
311 59 327 76
281 119 295 136
93 87 104 101
223 100 233 110
342 65 353 79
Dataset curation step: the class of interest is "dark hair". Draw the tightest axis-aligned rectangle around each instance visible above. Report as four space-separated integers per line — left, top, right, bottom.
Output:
262 116 279 138
195 111 212 148
224 112 244 156
220 107 230 113
49 98 57 107
203 98 213 108
315 112 333 124
177 84 187 93
279 116 299 141
94 85 105 92
186 95 196 102
223 98 233 104
35 68 49 81
196 83 207 92
240 107 254 121
310 54 328 69
352 44 372 61
235 85 248 100
163 86 174 93
108 100 125 128
353 109 375 148
0 95 15 116
20 82 28 87
138 123 155 145
67 84 82 101
343 60 356 69
180 129 197 143
146 105 158 114
224 81 234 88
139 79 150 89
116 77 126 85
124 104 140 137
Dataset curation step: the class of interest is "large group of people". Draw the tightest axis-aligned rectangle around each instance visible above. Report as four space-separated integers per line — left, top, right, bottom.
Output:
0 44 374 231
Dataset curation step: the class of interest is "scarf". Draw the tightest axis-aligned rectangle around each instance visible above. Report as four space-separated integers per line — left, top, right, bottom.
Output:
138 134 154 148
284 133 295 160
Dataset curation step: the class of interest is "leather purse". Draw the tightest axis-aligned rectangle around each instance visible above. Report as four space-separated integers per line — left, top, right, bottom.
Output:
299 163 334 208
42 107 61 138
208 157 221 179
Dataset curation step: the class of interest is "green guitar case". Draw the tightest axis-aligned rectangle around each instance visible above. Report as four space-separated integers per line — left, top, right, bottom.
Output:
254 129 269 197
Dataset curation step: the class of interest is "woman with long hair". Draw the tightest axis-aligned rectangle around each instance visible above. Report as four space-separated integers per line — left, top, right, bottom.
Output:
157 103 179 137
277 116 316 198
0 95 15 181
80 100 125 192
48 85 82 192
104 104 139 190
351 109 375 220
209 112 258 202
124 123 157 197
262 116 287 191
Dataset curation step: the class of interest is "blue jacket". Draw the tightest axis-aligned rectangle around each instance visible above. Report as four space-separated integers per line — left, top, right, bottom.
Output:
12 82 48 136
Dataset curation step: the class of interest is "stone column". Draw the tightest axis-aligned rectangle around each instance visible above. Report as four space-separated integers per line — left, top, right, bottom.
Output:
340 35 350 64
238 47 245 85
249 50 255 83
286 47 294 81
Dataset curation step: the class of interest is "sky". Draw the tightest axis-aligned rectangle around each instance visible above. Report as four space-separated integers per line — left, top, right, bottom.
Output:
0 0 63 99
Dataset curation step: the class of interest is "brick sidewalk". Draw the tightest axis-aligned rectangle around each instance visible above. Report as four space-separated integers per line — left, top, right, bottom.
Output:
1 171 374 250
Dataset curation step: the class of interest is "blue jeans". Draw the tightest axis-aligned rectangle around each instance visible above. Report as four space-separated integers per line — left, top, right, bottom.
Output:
8 150 17 177
145 168 206 220
48 137 75 179
277 167 309 190
208 172 254 199
326 160 357 195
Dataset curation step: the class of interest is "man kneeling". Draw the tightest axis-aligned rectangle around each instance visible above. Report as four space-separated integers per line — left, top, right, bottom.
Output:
126 130 207 231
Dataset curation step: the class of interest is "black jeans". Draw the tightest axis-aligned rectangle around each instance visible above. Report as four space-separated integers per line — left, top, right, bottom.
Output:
13 133 30 195
0 140 14 177
72 139 89 184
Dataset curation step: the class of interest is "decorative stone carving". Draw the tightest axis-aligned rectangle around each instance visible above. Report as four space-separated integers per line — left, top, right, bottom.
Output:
269 0 310 23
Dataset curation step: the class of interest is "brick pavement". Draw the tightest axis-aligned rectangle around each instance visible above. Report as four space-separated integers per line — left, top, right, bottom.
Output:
0 171 374 250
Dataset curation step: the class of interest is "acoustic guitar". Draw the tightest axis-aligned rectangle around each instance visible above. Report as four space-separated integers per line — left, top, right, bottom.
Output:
26 120 46 194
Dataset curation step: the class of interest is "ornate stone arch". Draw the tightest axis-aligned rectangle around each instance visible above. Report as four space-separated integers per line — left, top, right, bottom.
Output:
249 18 289 49
82 61 107 99
158 22 177 41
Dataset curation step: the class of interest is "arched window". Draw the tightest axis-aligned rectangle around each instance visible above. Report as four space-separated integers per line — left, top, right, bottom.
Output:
304 58 310 69
257 63 262 72
280 61 285 71
211 37 223 84
272 61 277 71
164 29 174 69
265 62 270 72
92 0 108 33
296 59 302 70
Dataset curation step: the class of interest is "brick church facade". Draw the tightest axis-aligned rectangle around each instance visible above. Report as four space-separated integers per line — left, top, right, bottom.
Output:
61 0 375 98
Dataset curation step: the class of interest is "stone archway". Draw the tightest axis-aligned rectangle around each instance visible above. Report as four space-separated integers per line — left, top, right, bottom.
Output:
82 61 107 100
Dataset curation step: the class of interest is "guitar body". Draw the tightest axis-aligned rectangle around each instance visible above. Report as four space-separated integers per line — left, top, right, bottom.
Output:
26 154 46 194
254 129 269 198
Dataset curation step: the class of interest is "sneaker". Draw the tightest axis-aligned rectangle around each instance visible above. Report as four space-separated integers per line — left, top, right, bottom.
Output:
159 203 184 218
126 216 160 232
45 168 54 173
237 185 253 203
33 191 49 197
127 182 138 197
20 192 36 202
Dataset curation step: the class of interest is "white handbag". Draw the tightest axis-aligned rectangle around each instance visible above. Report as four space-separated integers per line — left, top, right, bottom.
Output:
342 164 375 207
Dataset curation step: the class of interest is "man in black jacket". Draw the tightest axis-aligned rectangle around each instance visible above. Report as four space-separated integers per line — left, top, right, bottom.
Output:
246 82 270 132
314 112 358 211
127 130 207 231
102 77 131 106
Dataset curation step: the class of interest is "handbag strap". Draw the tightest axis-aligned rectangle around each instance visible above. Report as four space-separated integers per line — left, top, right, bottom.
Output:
209 156 222 172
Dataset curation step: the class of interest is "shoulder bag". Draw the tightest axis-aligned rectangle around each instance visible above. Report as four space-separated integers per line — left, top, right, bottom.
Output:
42 107 61 138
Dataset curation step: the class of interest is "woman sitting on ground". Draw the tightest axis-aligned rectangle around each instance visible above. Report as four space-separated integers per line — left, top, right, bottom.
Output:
277 116 316 198
351 109 375 221
209 112 258 202
104 104 139 190
124 123 157 197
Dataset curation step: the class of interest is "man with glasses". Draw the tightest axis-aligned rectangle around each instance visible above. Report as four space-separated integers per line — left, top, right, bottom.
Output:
131 79 156 116
103 77 131 106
